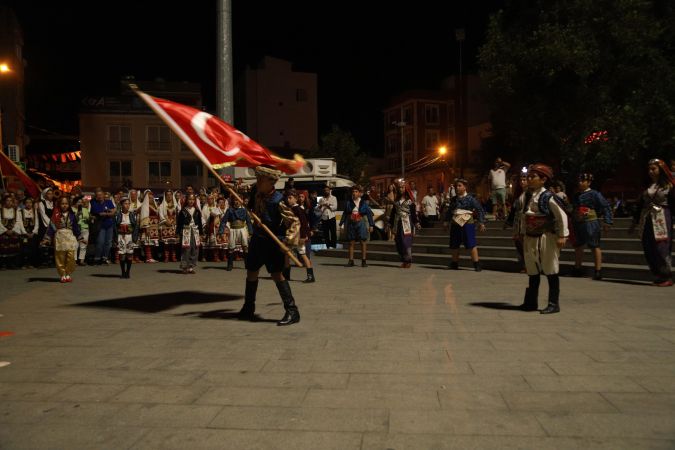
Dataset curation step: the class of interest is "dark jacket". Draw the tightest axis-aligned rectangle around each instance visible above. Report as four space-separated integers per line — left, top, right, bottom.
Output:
177 207 203 237
113 210 140 243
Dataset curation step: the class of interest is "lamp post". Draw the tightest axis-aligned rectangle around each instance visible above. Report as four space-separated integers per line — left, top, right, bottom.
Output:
393 121 407 180
0 62 11 191
455 28 465 178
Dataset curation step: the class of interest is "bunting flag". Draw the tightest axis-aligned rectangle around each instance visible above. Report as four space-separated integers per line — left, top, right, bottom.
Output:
0 150 40 198
131 86 304 174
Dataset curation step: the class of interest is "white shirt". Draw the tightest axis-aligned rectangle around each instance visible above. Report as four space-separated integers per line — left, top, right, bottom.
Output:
20 208 39 234
522 187 569 237
489 168 507 189
422 195 439 216
38 200 54 227
319 195 338 220
0 208 26 235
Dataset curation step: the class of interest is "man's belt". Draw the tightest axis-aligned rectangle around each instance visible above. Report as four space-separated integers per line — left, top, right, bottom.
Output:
525 215 554 236
231 220 246 229
574 206 598 222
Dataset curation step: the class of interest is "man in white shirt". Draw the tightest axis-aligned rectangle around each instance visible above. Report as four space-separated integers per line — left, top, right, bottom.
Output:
318 186 338 248
488 157 511 219
421 187 440 226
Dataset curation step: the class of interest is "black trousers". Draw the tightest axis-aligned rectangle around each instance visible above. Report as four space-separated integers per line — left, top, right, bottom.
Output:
321 218 337 248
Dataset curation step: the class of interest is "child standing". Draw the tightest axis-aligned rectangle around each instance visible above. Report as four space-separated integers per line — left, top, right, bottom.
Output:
113 197 140 278
42 197 84 283
177 194 203 274
283 190 316 282
444 178 486 272
340 185 374 267
222 196 252 271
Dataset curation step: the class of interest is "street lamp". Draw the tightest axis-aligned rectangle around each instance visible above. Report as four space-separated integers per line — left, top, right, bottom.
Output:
392 121 407 180
0 64 10 74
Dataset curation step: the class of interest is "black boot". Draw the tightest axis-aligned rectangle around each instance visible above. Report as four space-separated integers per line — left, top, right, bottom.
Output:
303 267 316 283
593 269 602 281
448 260 459 270
282 266 291 281
473 261 482 272
119 260 126 278
541 275 560 314
125 259 132 278
275 280 300 326
361 259 368 267
519 275 540 311
346 259 354 267
238 279 258 320
226 254 234 271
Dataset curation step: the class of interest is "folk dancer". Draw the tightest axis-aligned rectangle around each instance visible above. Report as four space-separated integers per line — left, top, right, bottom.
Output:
19 196 40 268
113 197 140 279
215 196 230 262
177 193 203 274
42 196 84 283
445 178 486 272
140 189 160 263
158 190 179 263
518 164 569 314
570 173 613 280
221 196 252 271
238 166 301 326
284 190 316 282
340 184 374 268
128 189 143 262
37 187 55 266
504 174 528 272
630 159 674 287
201 194 224 262
0 194 25 269
389 182 421 269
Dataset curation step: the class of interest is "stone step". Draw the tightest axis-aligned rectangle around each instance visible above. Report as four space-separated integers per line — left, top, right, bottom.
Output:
315 249 656 283
417 227 635 239
414 235 643 251
363 242 649 266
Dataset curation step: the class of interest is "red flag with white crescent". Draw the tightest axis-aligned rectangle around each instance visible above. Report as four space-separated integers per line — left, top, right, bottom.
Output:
132 88 304 174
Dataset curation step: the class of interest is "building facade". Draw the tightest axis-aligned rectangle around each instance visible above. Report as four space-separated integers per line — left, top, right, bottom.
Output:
0 6 26 160
80 79 218 190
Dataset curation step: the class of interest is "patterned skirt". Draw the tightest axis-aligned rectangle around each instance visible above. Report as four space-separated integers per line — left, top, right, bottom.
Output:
0 233 20 257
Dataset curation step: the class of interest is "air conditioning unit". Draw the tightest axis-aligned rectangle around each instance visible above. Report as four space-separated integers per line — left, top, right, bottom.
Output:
7 145 20 162
298 158 336 177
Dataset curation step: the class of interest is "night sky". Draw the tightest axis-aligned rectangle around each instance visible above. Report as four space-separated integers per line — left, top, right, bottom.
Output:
7 1 504 154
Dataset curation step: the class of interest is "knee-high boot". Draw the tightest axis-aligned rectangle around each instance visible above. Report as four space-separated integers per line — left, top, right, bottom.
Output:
303 267 315 283
275 280 300 326
519 275 540 311
226 253 234 271
541 275 560 314
282 266 291 281
238 279 258 320
126 258 132 278
119 259 126 278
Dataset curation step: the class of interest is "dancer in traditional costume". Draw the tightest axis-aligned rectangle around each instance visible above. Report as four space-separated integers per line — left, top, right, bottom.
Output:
0 194 24 269
176 193 202 274
37 187 55 266
158 190 179 263
222 196 252 271
389 182 420 268
340 184 374 268
505 174 528 272
630 159 675 287
201 194 224 262
140 189 160 263
113 197 140 278
284 190 315 282
444 178 486 272
18 196 39 268
42 196 84 283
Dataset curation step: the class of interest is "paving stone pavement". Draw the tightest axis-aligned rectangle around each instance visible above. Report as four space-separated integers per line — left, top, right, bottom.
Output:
0 257 674 449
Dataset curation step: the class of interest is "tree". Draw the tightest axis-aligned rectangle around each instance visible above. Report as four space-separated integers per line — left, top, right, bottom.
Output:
478 0 675 181
306 125 369 182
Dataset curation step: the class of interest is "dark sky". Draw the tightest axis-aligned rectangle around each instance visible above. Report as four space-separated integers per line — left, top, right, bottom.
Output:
6 1 504 154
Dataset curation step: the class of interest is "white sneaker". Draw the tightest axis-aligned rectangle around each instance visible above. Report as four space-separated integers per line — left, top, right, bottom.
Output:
0 362 11 368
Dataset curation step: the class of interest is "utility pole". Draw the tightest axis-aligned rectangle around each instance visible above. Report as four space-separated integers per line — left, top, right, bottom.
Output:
216 0 234 123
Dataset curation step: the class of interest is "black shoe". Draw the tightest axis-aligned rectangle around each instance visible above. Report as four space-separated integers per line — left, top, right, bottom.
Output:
473 261 482 272
593 270 602 280
275 280 300 326
303 268 316 283
226 256 234 271
238 279 258 320
448 261 459 270
346 259 354 267
277 311 300 326
518 287 539 311
540 304 560 314
361 259 368 267
238 303 256 321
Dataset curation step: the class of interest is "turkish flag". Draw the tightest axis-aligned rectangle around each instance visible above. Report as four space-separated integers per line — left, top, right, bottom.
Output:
133 88 304 174
0 150 40 198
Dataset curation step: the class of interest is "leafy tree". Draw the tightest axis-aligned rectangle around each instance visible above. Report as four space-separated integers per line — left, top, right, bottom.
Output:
478 0 675 181
306 125 369 182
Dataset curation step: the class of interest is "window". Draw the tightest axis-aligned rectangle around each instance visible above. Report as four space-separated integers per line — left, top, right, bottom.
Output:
403 130 413 152
108 125 132 151
180 160 203 187
425 104 440 125
148 161 172 185
296 89 308 102
146 125 171 151
387 111 399 129
402 106 412 124
425 129 440 150
109 160 132 185
386 135 398 155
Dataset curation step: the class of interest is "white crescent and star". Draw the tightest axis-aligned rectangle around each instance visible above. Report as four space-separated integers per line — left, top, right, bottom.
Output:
190 111 241 157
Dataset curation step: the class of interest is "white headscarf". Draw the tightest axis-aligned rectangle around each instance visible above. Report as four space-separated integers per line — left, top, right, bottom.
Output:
140 189 157 227
159 190 179 223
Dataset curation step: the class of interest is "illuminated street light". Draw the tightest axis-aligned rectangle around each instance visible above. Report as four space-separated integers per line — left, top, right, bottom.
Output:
0 63 10 74
438 146 447 156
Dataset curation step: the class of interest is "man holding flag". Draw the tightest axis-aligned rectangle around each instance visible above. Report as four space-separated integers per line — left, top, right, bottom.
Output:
131 85 304 326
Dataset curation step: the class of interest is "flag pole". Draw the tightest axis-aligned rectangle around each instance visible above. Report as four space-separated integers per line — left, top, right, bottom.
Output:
129 85 302 267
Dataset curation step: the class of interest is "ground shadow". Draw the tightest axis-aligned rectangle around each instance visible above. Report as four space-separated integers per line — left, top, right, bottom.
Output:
90 274 122 278
319 262 399 268
177 309 278 323
419 265 448 270
157 269 186 274
72 291 243 313
469 302 526 311
600 279 653 287
26 277 60 283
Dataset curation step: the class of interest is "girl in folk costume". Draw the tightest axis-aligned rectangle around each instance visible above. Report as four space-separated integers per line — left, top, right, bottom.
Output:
19 196 40 268
389 182 420 268
42 197 84 283
340 184 375 268
177 193 203 274
128 189 143 262
72 196 91 266
283 190 316 282
158 190 179 263
505 174 529 272
444 178 487 272
215 196 230 262
113 197 140 279
140 189 160 263
0 194 25 269
571 173 613 280
201 194 224 262
630 159 675 287
221 195 251 271
298 191 314 257
37 187 55 266
517 164 569 314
